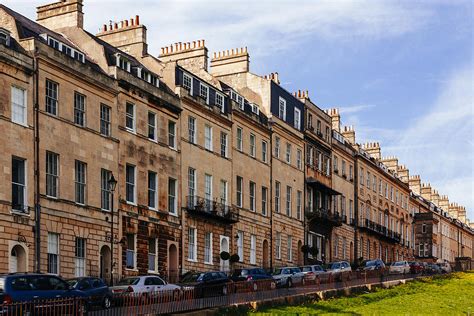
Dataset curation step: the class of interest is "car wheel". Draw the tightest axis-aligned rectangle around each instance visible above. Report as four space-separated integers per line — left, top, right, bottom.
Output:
103 296 112 309
287 278 293 288
252 282 258 292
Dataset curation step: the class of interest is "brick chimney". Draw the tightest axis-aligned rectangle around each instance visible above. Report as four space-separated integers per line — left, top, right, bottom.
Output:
438 195 449 213
381 156 399 173
327 108 341 132
159 40 208 72
457 206 466 223
341 126 355 144
420 183 432 200
209 47 249 76
448 203 460 218
96 15 148 57
408 175 421 195
431 189 440 206
362 142 381 160
397 165 410 183
37 0 84 30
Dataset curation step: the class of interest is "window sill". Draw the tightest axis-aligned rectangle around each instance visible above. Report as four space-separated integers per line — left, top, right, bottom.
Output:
125 128 136 134
46 195 59 200
125 268 139 272
126 201 137 206
187 259 198 263
147 270 159 274
11 120 29 128
10 210 30 217
168 212 178 217
204 262 214 266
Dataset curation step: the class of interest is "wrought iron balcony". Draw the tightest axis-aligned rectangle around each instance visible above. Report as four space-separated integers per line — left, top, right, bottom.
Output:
305 207 343 227
185 196 239 224
358 219 401 243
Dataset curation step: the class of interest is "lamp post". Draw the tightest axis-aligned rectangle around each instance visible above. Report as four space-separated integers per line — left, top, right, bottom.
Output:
108 174 117 286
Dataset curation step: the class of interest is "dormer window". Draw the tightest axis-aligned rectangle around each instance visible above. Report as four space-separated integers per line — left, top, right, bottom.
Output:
183 73 192 92
116 54 131 72
45 35 85 63
250 103 259 115
0 28 10 46
200 83 209 104
237 96 244 110
278 97 286 120
215 93 224 109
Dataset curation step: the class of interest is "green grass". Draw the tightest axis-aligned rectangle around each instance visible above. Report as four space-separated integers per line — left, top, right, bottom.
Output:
241 272 474 315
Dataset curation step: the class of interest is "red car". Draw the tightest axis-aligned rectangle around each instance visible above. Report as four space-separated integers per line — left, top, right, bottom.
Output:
408 261 424 274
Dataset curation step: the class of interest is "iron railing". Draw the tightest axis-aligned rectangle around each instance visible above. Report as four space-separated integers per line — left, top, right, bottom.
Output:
185 196 239 223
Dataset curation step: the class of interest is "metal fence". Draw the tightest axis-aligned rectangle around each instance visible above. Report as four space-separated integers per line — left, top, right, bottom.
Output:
0 271 431 316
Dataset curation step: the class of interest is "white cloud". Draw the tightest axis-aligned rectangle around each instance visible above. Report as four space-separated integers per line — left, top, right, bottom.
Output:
3 0 433 58
384 65 474 219
338 104 376 114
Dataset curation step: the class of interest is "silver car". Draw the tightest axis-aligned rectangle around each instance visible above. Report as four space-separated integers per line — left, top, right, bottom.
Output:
324 261 352 281
110 275 181 295
389 261 410 274
272 267 305 288
300 265 328 282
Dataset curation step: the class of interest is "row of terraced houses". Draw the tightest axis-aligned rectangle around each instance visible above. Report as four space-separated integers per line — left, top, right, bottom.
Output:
0 0 472 283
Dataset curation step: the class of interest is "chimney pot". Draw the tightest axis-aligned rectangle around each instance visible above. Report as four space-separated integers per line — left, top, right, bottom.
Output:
114 22 118 30
130 18 134 26
125 20 129 27
135 15 140 25
102 24 107 32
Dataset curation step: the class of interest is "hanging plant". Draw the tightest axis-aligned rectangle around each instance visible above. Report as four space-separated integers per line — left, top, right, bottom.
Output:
309 246 319 257
220 251 230 261
301 245 310 253
229 254 240 263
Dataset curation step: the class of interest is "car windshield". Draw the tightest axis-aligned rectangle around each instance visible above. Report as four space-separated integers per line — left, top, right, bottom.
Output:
232 270 247 277
393 262 404 266
366 260 377 267
301 266 312 272
117 278 140 286
273 269 282 275
181 273 203 283
67 279 79 287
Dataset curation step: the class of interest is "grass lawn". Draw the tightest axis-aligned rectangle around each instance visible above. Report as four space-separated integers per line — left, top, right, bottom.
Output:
245 272 474 315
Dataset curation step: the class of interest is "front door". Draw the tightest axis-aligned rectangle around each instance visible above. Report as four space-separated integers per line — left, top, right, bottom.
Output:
220 236 230 272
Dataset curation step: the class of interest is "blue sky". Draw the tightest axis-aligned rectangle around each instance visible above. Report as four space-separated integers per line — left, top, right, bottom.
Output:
6 0 473 220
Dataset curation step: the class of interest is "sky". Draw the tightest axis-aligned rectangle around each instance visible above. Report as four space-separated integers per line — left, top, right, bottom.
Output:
5 0 473 220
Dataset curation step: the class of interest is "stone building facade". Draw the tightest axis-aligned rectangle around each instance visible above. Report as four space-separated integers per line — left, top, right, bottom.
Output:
0 0 472 282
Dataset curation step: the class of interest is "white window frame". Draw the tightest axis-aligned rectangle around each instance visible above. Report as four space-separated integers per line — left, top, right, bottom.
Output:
276 232 282 260
183 73 193 93
278 97 286 120
249 133 256 157
11 86 27 126
188 116 196 144
204 232 213 264
287 235 293 262
148 111 157 141
215 93 224 110
286 143 291 164
148 238 158 273
168 177 178 215
237 127 243 151
294 108 301 129
188 227 197 261
296 190 302 220
297 149 302 169
220 132 228 158
125 234 137 269
200 83 209 104
168 120 176 149
11 157 27 213
275 181 281 213
237 231 244 262
125 102 135 132
262 186 268 216
74 237 86 277
262 141 268 162
249 181 256 211
286 186 292 217
250 235 256 265
148 171 158 210
275 137 280 158
47 232 59 274
205 125 213 151
236 176 243 208
74 160 86 205
125 164 136 204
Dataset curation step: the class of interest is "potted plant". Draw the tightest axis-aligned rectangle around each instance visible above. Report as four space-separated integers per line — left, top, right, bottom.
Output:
229 254 240 263
301 244 310 254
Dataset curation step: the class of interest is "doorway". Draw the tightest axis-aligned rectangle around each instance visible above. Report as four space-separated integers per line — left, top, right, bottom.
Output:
9 245 27 273
220 236 230 272
262 240 269 268
100 245 111 282
168 243 179 283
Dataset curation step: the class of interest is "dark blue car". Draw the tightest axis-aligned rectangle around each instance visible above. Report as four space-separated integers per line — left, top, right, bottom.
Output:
0 273 87 314
67 277 112 310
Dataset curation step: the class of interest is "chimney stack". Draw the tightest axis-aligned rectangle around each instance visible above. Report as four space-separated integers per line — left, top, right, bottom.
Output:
327 108 341 132
362 142 381 160
420 183 432 200
381 156 399 173
341 126 355 145
96 15 148 56
159 40 208 71
408 175 421 195
438 195 449 213
209 47 250 76
397 165 410 183
37 0 84 30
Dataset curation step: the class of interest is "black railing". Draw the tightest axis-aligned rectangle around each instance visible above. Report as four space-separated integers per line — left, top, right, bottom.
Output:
305 208 343 226
185 196 239 223
359 219 401 243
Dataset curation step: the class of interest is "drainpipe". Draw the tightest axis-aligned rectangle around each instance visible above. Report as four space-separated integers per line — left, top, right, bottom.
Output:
353 155 359 264
269 121 273 270
33 49 41 273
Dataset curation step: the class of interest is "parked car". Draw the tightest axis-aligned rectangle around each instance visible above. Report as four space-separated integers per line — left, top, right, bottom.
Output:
0 273 88 314
230 268 275 291
272 267 305 288
110 275 180 296
179 271 233 297
300 265 329 282
425 263 442 275
437 262 452 274
67 277 112 310
408 261 424 274
389 261 410 274
358 259 386 271
324 261 352 281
